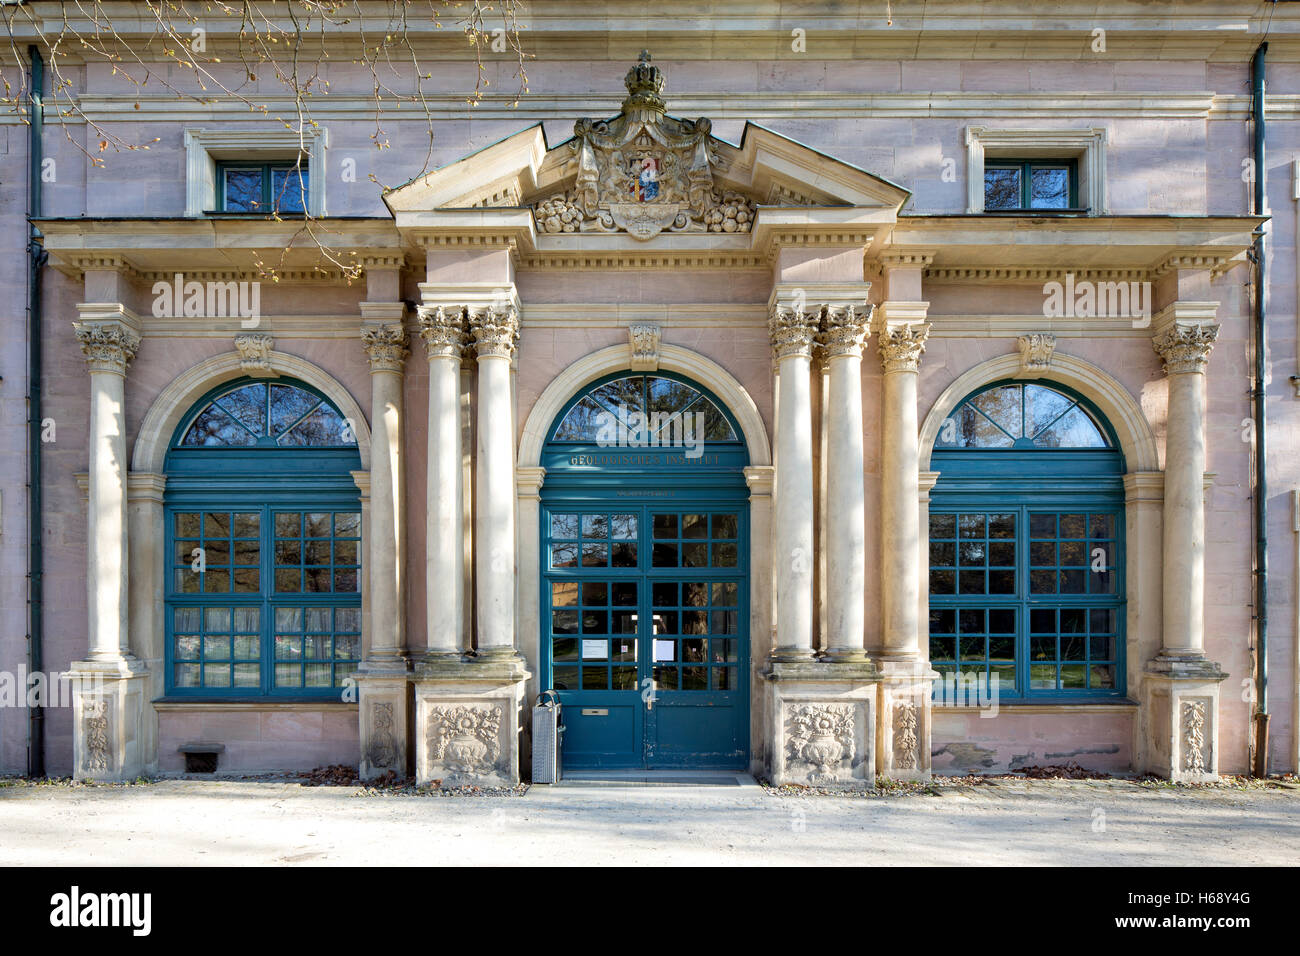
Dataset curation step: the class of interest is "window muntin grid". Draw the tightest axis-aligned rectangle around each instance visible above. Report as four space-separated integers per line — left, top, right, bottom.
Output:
928 508 1123 698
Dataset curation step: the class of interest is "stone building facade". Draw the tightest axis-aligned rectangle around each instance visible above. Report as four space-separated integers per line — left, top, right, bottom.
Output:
3 3 1298 784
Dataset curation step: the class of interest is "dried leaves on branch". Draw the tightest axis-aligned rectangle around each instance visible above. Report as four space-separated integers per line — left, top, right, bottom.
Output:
1 1 531 279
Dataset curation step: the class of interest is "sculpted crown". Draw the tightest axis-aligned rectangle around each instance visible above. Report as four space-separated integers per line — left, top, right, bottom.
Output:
623 50 666 114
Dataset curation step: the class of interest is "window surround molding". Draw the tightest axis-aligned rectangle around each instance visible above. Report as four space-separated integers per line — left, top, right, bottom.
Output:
184 127 327 217
965 126 1107 215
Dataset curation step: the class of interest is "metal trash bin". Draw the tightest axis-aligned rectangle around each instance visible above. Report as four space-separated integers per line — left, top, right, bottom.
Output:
531 690 564 784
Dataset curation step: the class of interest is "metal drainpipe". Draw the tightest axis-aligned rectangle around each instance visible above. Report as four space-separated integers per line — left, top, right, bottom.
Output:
1250 42 1270 778
25 45 45 779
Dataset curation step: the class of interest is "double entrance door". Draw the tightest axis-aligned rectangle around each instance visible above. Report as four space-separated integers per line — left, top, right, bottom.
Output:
541 501 749 769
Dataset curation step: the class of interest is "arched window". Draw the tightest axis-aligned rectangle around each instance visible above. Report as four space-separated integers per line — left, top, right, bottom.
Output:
929 381 1125 700
164 379 363 697
550 374 738 444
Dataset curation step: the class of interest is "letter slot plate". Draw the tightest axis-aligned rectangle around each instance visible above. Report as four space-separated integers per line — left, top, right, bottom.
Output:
581 708 609 716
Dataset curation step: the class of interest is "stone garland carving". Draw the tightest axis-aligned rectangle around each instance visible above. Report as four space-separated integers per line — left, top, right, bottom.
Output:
877 323 931 374
768 304 822 360
234 333 274 373
628 323 661 372
1016 333 1056 375
366 701 399 771
469 306 520 360
785 703 855 781
893 699 919 771
427 704 503 775
1153 323 1219 375
817 304 874 360
73 321 141 374
1181 699 1208 775
83 698 111 774
360 323 409 373
530 52 757 241
417 305 468 360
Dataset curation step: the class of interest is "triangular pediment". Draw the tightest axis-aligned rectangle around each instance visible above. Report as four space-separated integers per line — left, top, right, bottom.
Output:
384 52 909 243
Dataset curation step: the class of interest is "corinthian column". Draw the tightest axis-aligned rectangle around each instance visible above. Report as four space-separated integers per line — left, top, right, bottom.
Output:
360 321 409 666
877 322 930 661
1145 317 1227 783
70 309 146 782
419 305 467 658
769 304 820 660
819 304 872 661
1152 322 1218 658
75 318 140 661
470 304 522 660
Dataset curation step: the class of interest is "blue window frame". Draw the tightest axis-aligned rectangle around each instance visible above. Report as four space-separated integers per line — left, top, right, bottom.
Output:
164 379 362 698
929 381 1126 700
215 161 308 214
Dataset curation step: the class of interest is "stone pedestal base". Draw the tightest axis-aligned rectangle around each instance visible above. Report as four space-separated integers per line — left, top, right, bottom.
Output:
876 660 938 782
355 668 411 780
1144 655 1227 782
413 656 531 788
68 659 148 782
764 659 878 789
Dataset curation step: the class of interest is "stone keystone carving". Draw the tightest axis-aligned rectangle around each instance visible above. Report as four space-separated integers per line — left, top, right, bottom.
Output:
769 304 822 360
83 698 111 774
786 703 855 781
628 324 661 371
234 333 275 374
1016 333 1056 375
427 704 503 775
418 305 468 359
74 321 141 374
1181 699 1208 775
532 51 755 240
360 323 409 373
1153 323 1219 375
366 701 399 770
818 304 874 359
877 323 931 373
893 698 919 771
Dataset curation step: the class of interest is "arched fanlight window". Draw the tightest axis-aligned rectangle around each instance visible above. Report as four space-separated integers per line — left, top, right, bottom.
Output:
929 380 1124 700
551 375 738 443
178 381 356 448
165 377 362 698
935 382 1110 450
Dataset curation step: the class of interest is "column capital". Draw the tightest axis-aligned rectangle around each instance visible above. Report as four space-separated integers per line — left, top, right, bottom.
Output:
360 322 410 373
768 303 821 360
469 305 520 360
74 320 140 375
1153 322 1219 375
417 304 468 359
877 322 931 373
817 303 874 360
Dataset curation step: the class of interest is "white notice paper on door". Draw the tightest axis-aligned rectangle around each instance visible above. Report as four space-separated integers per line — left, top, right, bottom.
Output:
581 639 607 660
654 639 675 662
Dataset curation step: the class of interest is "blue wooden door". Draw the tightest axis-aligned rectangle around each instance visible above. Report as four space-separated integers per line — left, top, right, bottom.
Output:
542 502 749 769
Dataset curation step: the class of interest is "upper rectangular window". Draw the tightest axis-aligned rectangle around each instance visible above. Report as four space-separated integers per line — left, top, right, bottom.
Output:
983 159 1077 212
964 127 1106 216
217 161 309 214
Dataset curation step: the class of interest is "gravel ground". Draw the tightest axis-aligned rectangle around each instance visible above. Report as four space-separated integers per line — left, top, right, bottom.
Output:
0 774 1296 866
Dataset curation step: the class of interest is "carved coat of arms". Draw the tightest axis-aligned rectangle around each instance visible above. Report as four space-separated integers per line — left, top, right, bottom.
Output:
533 52 755 241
